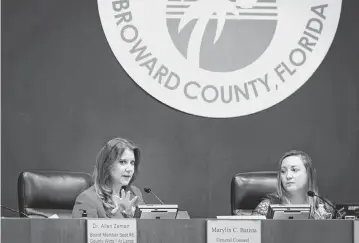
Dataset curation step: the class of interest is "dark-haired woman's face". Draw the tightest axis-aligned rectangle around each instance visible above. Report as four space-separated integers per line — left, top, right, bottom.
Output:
280 155 308 193
110 149 135 186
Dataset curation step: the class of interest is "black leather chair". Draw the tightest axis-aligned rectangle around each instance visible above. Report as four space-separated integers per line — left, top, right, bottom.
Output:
230 171 277 215
18 171 92 218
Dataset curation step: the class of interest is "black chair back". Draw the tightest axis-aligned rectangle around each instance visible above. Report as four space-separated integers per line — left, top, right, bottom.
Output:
231 171 277 215
18 171 92 218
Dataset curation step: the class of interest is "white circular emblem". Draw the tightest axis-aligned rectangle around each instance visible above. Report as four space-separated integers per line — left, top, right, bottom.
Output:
98 0 342 118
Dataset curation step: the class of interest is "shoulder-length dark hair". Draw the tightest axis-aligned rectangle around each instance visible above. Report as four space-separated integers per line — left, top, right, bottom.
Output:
93 137 141 212
276 150 319 217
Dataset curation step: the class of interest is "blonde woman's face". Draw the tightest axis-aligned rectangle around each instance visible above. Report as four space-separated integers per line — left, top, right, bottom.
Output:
110 148 135 186
280 155 308 193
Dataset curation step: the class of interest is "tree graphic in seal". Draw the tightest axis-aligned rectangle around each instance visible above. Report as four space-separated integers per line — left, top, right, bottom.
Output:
177 0 239 69
166 0 278 72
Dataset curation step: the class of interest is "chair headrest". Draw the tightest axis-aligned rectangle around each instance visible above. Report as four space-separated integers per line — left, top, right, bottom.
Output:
231 171 277 214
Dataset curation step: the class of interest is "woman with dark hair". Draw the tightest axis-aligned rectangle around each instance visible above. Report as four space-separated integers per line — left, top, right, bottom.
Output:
72 137 145 218
252 150 334 219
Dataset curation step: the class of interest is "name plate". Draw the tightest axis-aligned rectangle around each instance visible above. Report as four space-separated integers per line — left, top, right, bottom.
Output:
207 220 261 243
87 219 137 243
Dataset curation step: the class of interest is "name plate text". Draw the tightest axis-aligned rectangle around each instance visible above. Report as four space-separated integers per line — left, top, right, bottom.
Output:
87 219 136 243
207 220 261 243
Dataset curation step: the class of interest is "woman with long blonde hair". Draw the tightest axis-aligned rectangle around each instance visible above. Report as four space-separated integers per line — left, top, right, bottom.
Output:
72 137 145 218
253 150 333 219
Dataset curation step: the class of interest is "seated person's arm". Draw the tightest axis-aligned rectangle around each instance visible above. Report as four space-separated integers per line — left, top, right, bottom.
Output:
136 192 145 206
252 199 271 217
132 186 145 205
72 193 99 218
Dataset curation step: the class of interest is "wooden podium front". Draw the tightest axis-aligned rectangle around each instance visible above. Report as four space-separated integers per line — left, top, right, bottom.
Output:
1 218 355 243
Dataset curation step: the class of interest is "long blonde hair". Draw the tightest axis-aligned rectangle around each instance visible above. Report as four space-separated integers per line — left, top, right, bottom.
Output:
276 150 319 217
93 137 141 213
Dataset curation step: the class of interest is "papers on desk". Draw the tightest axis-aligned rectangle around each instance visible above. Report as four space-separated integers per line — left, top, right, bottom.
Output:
216 215 266 220
48 214 59 218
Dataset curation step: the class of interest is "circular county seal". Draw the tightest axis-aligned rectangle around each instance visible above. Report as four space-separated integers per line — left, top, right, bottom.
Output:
98 0 342 118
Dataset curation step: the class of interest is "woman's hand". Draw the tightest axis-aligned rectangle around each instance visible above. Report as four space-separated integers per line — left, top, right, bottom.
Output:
112 189 138 215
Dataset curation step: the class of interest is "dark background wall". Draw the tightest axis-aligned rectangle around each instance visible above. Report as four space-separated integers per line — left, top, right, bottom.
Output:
2 0 359 218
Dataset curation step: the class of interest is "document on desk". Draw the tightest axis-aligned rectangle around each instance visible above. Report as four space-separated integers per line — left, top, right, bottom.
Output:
208 219 261 243
87 219 136 243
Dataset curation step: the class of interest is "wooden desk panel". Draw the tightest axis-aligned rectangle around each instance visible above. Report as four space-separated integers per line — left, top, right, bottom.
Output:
137 219 206 243
262 220 353 243
1 218 31 243
0 218 355 243
354 221 359 243
30 219 86 243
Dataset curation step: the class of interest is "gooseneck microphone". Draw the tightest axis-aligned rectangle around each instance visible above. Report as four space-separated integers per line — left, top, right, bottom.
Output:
1 205 29 218
307 191 340 218
144 187 165 205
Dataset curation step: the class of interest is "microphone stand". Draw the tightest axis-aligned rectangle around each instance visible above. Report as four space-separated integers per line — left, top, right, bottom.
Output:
144 188 165 205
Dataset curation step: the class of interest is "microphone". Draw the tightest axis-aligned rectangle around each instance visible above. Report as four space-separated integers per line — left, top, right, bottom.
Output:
307 191 340 218
144 187 164 205
1 205 29 218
